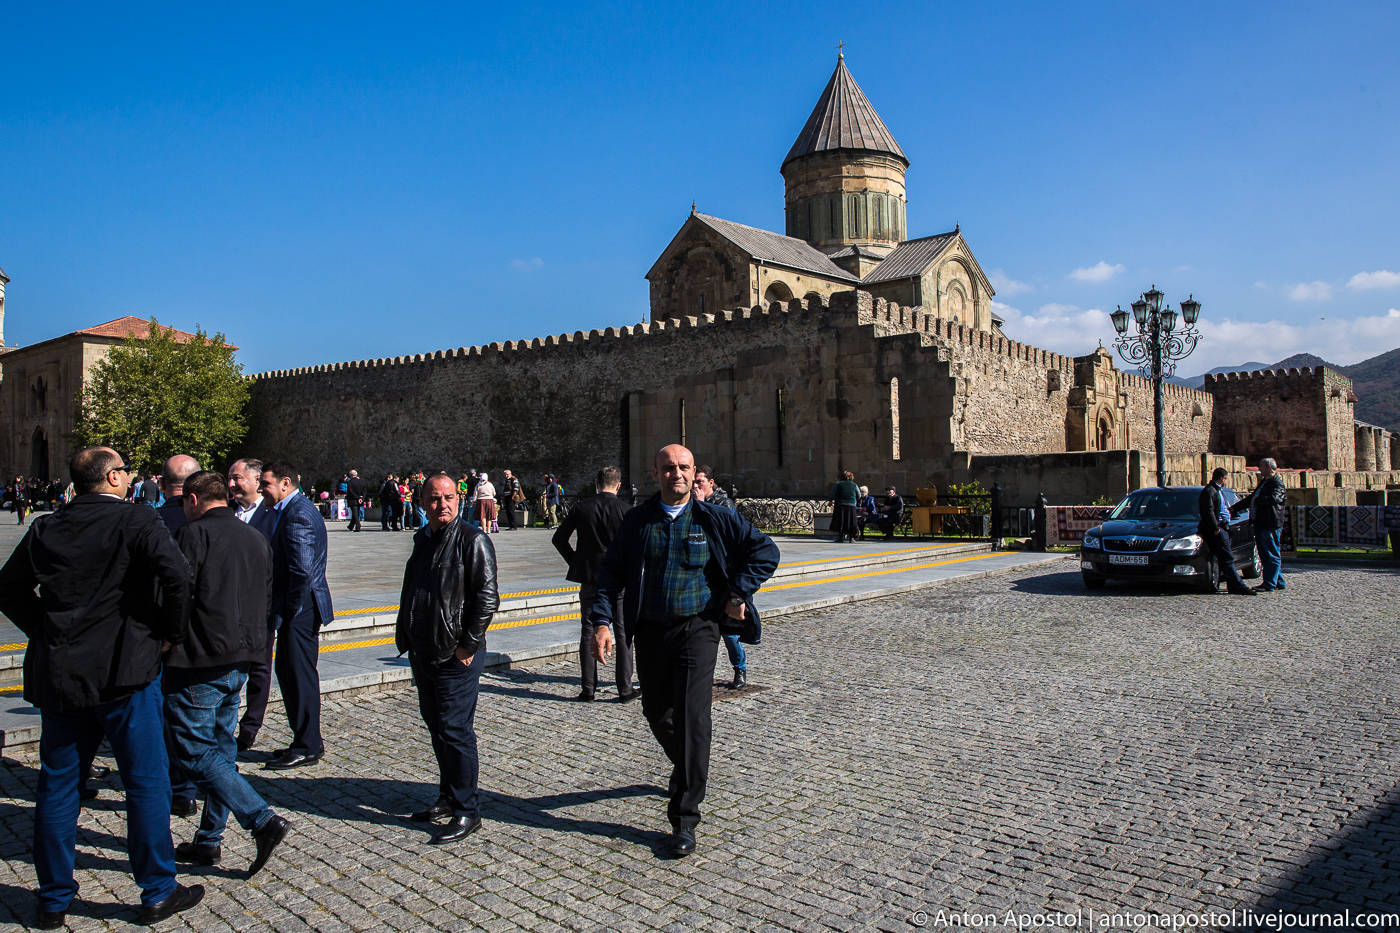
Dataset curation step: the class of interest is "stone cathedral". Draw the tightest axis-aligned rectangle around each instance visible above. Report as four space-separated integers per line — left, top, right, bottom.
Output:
0 57 1392 504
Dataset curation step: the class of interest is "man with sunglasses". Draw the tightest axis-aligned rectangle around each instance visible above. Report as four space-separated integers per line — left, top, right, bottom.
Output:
0 446 205 927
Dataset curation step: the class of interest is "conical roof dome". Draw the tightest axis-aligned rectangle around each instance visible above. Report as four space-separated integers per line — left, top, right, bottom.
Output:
782 56 907 168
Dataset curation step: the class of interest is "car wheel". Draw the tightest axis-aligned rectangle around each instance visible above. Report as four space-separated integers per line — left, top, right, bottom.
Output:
1082 573 1106 589
1241 543 1261 579
1195 556 1220 594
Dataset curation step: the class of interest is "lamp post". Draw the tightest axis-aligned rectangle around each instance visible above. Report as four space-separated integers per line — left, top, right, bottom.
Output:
1110 286 1202 487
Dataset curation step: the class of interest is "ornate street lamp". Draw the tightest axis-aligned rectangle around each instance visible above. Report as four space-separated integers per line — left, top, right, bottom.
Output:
1111 286 1202 487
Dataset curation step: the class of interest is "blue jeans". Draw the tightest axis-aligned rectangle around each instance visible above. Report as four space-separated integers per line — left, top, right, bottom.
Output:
722 633 746 672
163 667 273 845
1256 527 1285 589
35 678 177 912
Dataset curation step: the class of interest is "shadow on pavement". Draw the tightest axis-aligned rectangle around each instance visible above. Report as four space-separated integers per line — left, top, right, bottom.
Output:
1248 785 1400 917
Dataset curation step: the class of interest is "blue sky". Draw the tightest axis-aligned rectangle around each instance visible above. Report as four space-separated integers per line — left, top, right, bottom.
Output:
1 2 1397 374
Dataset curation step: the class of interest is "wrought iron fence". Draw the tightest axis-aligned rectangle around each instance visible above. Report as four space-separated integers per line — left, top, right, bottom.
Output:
735 497 824 533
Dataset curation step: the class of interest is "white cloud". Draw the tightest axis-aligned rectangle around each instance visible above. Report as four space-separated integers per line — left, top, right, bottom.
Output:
511 257 544 271
1287 280 1332 301
1068 261 1124 283
988 269 1033 296
1347 270 1400 290
992 301 1113 357
996 300 1400 374
1254 280 1267 289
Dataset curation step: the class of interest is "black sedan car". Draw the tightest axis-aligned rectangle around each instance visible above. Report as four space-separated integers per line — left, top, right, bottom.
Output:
1079 486 1259 592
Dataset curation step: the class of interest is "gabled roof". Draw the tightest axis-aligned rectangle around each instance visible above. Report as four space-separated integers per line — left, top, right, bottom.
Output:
74 316 236 349
860 231 958 284
0 266 9 284
689 213 859 282
783 57 907 168
77 316 201 342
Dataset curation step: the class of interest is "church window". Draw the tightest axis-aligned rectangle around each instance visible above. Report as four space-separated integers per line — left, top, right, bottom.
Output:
679 398 687 447
874 195 883 237
890 378 901 460
698 292 706 315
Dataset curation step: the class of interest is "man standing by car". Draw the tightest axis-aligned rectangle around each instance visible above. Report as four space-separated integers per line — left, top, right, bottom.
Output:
397 473 499 845
1198 467 1256 596
1232 457 1287 591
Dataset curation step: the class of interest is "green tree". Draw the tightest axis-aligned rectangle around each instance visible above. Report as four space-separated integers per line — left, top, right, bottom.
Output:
73 317 248 470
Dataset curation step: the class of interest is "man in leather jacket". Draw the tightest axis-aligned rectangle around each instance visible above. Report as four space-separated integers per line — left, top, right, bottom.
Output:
1231 456 1288 591
395 473 500 845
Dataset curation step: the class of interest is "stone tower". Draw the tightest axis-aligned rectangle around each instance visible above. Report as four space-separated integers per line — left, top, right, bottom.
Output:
0 265 8 347
782 55 909 275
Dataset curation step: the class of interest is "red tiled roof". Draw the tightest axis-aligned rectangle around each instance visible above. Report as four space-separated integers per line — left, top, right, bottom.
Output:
74 316 236 349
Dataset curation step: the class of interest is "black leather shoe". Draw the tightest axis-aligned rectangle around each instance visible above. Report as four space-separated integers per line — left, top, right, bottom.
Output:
669 825 696 857
80 786 100 802
575 690 595 702
139 883 205 925
236 731 257 752
730 669 747 689
35 909 66 930
617 690 641 703
88 764 112 780
1229 587 1258 596
248 814 290 878
263 750 323 770
175 841 222 865
171 797 198 817
410 797 454 822
428 815 482 845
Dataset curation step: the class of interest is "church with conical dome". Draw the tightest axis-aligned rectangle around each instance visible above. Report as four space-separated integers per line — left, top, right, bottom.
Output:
647 56 999 333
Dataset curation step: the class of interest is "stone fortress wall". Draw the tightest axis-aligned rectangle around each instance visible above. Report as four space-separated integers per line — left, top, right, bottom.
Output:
241 286 1380 503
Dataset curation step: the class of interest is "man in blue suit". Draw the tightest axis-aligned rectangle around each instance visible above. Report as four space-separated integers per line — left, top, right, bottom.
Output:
258 460 334 770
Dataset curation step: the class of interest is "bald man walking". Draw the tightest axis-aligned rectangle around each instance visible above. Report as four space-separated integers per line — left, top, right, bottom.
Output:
589 445 778 857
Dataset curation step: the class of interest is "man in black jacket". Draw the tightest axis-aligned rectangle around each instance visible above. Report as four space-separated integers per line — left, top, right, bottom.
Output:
345 470 367 532
396 473 500 845
553 465 634 702
1232 457 1288 591
1198 467 1256 596
590 444 779 858
0 446 204 928
380 474 402 531
165 471 291 877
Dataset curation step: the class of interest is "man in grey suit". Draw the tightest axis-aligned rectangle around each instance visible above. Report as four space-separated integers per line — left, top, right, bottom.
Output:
230 458 280 751
259 460 334 769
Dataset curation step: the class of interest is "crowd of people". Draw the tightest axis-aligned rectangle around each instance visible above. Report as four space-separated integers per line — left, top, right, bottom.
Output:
1 441 783 926
3 476 72 522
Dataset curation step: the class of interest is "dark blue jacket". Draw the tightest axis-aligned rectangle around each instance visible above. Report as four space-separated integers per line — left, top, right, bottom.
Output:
589 496 779 645
270 492 334 629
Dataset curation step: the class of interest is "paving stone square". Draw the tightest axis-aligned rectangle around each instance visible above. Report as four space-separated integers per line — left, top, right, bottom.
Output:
2 561 1398 930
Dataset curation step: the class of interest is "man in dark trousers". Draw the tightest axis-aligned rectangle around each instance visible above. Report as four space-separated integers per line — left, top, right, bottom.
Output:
259 460 335 769
228 458 279 751
553 466 634 702
1198 467 1256 596
153 453 202 815
590 444 779 857
876 486 904 539
165 471 291 876
397 474 499 845
379 473 402 531
0 447 204 928
499 469 522 530
346 470 368 533
1232 456 1288 591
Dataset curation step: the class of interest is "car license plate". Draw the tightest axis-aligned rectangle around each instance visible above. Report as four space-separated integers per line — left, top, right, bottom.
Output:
1108 554 1149 565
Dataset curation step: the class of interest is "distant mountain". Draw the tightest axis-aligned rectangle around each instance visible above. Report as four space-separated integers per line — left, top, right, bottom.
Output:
1271 352 1333 370
1167 363 1271 389
1168 349 1400 432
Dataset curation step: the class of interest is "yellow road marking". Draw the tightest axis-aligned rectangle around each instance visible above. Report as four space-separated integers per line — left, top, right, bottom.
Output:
781 543 962 568
0 642 23 652
762 550 1016 592
0 684 20 694
333 605 399 617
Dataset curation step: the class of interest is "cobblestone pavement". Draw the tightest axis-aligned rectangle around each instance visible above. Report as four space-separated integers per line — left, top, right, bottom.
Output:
2 563 1398 931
